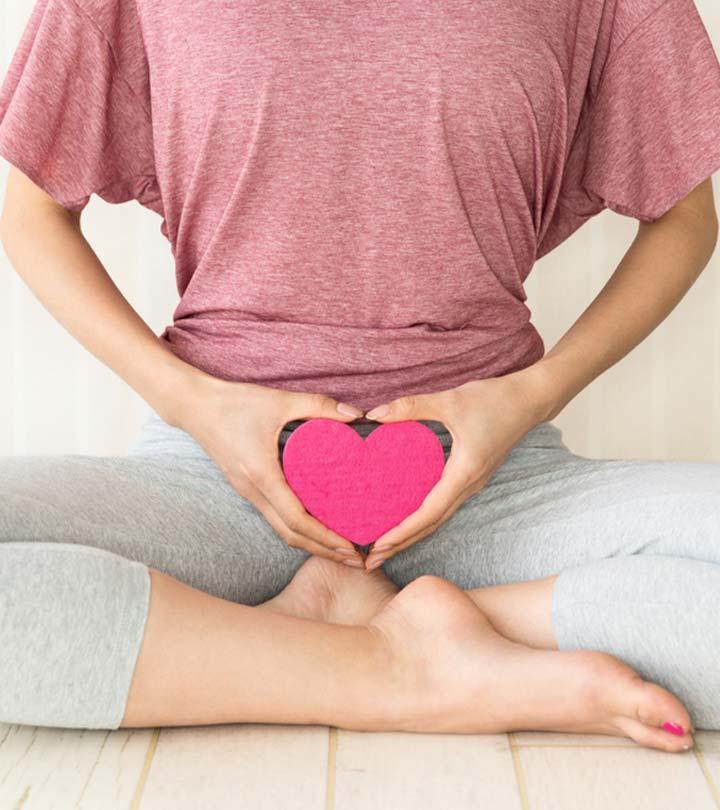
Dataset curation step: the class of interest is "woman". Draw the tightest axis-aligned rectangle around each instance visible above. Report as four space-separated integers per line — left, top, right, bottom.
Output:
0 0 719 752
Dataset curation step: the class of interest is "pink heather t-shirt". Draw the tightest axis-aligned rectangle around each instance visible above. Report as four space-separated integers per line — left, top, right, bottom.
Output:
1 0 720 412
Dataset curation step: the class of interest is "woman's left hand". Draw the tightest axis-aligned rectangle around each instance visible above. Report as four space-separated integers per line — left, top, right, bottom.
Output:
361 365 554 571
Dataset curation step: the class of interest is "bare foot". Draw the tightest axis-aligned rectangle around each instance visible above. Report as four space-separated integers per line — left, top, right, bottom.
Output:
258 555 399 624
369 575 694 752
259 560 693 751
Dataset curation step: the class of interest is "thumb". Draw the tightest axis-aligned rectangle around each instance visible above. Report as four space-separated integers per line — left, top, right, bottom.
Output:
292 391 365 422
365 394 432 423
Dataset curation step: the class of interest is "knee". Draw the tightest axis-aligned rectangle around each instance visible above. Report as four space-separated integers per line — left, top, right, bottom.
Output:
606 461 720 563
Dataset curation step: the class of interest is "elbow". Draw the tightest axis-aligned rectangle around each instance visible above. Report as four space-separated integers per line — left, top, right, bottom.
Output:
0 185 13 246
679 176 720 256
0 171 34 245
697 209 719 264
0 196 28 252
707 211 719 252
0 165 80 246
649 178 720 265
0 206 79 263
687 213 718 270
0 206 15 251
0 196 16 246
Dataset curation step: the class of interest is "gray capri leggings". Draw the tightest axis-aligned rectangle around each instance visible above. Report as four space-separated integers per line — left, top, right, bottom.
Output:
1 410 719 730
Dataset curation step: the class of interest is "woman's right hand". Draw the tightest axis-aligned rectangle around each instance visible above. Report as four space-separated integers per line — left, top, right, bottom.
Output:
175 375 367 566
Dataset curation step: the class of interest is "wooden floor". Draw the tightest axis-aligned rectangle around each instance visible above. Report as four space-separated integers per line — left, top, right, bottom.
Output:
1 725 719 809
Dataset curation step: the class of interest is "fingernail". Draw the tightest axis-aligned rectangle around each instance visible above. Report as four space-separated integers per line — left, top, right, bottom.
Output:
342 558 365 568
366 558 386 572
335 547 357 556
337 402 364 417
365 404 389 419
372 542 393 553
662 722 685 736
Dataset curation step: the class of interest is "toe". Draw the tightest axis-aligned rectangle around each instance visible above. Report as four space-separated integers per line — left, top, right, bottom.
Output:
635 680 693 736
615 715 694 753
615 678 694 753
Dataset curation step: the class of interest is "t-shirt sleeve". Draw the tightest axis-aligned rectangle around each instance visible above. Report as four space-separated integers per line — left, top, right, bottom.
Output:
537 0 720 259
582 0 720 221
0 0 161 213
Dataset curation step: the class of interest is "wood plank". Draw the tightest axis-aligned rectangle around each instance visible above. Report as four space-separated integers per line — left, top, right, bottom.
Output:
0 723 154 809
137 725 329 810
518 745 716 810
333 730 523 810
694 731 720 807
512 731 636 747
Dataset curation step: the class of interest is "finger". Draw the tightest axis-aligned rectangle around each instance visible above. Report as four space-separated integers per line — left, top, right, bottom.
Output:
365 391 448 424
226 467 357 560
365 482 476 568
255 459 361 554
234 475 361 563
283 390 364 423
366 457 474 554
393 475 482 550
366 445 512 567
365 464 492 568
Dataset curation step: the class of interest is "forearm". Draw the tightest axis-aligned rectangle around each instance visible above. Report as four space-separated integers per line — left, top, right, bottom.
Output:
521 210 719 422
0 202 213 427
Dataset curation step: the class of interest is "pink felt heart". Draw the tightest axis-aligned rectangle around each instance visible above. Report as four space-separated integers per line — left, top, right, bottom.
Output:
281 418 446 546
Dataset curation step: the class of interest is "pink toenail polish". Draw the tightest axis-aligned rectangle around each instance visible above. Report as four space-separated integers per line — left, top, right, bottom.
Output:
662 722 685 736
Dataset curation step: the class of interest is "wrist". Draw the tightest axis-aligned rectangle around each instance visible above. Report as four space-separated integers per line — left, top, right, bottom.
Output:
511 359 568 425
159 365 225 430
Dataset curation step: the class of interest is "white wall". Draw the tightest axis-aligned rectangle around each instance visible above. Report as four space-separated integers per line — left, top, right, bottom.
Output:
1 0 720 461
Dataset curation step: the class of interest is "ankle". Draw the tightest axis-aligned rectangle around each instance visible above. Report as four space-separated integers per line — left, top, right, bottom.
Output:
358 622 417 731
322 624 408 731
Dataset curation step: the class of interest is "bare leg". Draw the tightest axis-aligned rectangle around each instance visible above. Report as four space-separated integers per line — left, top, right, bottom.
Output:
255 557 694 751
260 554 555 648
122 567 394 729
122 561 694 750
464 577 558 650
259 554 399 623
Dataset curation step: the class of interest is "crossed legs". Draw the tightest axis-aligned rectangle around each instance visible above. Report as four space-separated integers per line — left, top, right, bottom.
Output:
261 551 556 648
2 438 717 750
117 554 694 752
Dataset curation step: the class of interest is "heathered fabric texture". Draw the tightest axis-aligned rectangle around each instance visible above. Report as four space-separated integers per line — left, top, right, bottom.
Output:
1 0 720 410
3 412 720 729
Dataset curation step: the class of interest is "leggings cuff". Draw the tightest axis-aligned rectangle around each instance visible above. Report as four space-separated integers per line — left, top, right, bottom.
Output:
0 542 152 730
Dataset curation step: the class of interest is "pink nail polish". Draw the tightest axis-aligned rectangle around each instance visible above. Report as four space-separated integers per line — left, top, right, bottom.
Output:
662 721 685 736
